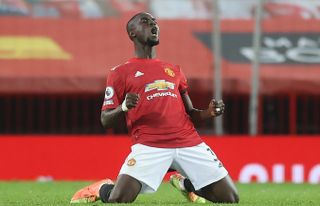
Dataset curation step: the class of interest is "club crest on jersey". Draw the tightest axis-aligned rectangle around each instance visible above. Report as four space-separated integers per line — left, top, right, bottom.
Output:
145 80 175 92
127 158 136 166
164 67 175 77
104 87 114 99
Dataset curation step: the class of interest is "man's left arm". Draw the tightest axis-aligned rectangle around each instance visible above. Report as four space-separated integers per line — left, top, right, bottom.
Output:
181 92 225 122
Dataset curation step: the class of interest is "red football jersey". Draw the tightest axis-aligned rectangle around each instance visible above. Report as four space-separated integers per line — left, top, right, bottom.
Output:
102 58 202 148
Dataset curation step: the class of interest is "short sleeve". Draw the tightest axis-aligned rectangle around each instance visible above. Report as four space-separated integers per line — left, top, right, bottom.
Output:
101 69 125 111
178 66 188 94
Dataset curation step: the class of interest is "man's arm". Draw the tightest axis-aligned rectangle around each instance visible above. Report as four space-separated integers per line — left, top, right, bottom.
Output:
101 106 124 128
101 93 140 128
181 92 225 122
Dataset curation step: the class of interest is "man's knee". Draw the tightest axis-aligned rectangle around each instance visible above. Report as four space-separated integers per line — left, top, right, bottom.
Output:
218 185 239 203
208 191 239 204
108 190 136 203
227 191 239 204
211 191 239 203
199 175 239 203
107 174 141 203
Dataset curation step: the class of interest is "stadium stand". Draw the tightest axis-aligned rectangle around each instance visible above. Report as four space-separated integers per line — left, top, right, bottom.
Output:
0 0 320 135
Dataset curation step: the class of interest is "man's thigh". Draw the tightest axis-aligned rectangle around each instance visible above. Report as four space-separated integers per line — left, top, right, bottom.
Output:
199 175 239 203
119 144 174 193
108 174 141 203
172 143 228 190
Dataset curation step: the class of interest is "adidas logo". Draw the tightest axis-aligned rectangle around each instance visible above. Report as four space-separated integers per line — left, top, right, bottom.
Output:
135 71 144 77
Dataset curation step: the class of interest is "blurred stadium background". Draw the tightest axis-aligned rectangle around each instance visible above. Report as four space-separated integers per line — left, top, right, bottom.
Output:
0 0 319 185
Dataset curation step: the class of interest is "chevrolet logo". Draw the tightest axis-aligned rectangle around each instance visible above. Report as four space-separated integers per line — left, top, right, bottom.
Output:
145 80 175 92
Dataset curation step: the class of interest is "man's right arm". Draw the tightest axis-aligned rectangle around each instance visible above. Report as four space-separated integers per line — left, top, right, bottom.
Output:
100 106 124 128
100 93 140 128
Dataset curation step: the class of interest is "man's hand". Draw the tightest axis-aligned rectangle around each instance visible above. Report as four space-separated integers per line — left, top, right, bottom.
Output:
122 93 140 111
207 99 225 117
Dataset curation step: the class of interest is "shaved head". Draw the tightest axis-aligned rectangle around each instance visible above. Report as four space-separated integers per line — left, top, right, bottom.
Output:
126 12 144 35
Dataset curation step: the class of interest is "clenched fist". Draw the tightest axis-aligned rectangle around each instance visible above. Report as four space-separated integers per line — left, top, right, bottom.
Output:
208 99 225 117
124 93 140 110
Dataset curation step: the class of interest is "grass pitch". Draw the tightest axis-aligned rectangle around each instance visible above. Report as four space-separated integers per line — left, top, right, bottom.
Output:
0 181 319 206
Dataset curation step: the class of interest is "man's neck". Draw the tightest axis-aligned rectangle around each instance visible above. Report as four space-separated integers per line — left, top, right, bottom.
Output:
134 44 156 59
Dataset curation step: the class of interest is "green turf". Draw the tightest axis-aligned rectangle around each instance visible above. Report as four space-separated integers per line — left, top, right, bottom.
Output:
0 181 319 206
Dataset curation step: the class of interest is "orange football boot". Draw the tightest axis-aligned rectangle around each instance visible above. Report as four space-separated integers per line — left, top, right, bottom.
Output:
70 179 114 203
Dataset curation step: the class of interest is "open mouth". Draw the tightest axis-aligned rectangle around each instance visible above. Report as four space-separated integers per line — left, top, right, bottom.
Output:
151 27 158 36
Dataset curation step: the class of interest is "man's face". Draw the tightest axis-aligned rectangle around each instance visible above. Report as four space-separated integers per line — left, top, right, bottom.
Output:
132 13 159 46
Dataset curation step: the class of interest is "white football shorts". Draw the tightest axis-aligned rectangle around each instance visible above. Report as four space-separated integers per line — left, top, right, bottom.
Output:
119 142 228 193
